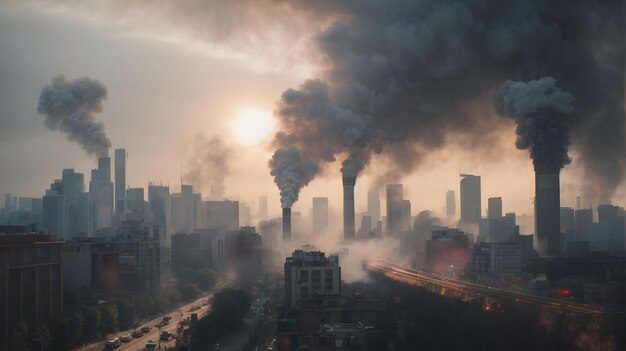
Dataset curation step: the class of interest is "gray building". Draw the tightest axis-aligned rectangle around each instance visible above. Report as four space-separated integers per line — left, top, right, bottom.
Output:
114 148 126 215
386 184 404 234
312 197 329 235
460 174 481 231
446 190 455 218
284 250 341 307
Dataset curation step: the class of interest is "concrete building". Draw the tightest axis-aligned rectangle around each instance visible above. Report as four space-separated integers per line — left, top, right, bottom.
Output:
426 227 471 276
480 213 517 243
401 200 412 231
575 208 594 244
488 197 502 219
62 169 85 238
460 174 481 231
126 187 145 220
386 184 404 234
597 204 625 254
312 197 329 235
284 250 341 307
63 238 119 300
473 242 523 275
446 190 455 219
114 149 126 216
367 191 381 227
0 227 64 349
116 238 161 295
205 200 239 231
90 156 114 233
43 183 64 238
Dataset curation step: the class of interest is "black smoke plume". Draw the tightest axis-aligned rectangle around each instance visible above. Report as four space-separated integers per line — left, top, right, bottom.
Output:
184 134 232 199
37 75 110 157
493 77 575 172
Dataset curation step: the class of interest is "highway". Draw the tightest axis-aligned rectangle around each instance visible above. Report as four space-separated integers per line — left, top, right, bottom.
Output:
76 295 209 351
364 259 626 323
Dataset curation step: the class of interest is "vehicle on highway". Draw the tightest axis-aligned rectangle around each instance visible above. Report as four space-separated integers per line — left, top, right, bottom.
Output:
132 330 143 338
141 326 151 333
163 315 172 321
104 338 121 349
158 320 169 327
160 331 173 341
119 333 132 342
146 339 157 349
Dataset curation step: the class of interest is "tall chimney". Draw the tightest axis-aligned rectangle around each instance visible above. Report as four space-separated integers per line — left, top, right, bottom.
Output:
283 207 292 242
343 176 356 240
535 169 560 256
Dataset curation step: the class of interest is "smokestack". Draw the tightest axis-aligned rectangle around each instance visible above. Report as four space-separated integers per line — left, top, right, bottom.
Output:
282 207 292 242
343 176 356 240
535 169 561 256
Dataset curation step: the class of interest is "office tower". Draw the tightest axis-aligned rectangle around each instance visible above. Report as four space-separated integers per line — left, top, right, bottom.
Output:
446 190 455 218
284 250 341 307
126 187 145 219
0 228 64 348
171 185 193 233
312 197 329 234
114 148 126 214
359 214 372 239
488 197 502 219
3 193 11 211
535 169 560 256
90 156 114 232
367 190 381 225
402 200 412 231
480 212 517 242
240 202 252 226
460 174 481 230
283 207 292 241
43 181 64 237
204 200 239 231
597 204 625 253
259 196 268 219
193 193 203 230
62 169 85 238
574 208 594 244
386 184 404 234
560 207 575 238
343 176 356 240
148 184 171 229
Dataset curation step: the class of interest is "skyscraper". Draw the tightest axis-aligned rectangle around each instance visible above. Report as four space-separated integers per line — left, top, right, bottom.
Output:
114 148 126 215
488 197 502 219
460 174 481 231
367 190 381 225
62 169 84 238
312 197 329 234
90 155 114 233
446 190 455 218
386 184 404 234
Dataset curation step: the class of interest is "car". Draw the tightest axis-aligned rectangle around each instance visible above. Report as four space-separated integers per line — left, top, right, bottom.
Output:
146 340 157 349
141 326 151 333
132 330 143 338
119 334 132 342
163 315 172 321
104 338 121 349
160 331 173 341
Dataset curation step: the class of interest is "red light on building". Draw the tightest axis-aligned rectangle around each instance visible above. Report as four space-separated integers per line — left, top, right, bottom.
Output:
555 287 571 296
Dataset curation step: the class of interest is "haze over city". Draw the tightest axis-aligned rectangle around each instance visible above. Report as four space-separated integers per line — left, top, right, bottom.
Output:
1 1 626 351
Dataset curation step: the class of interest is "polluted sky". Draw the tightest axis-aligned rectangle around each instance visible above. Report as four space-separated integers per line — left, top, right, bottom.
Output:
1 0 625 225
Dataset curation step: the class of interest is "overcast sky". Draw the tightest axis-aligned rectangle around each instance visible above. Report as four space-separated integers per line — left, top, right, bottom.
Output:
0 1 621 229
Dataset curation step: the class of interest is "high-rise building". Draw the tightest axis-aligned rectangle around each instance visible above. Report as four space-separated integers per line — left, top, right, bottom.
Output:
402 199 412 231
596 204 625 254
460 174 481 231
367 191 381 225
114 148 126 215
259 196 268 219
43 182 64 237
487 197 502 219
534 170 560 256
62 169 85 238
284 250 341 307
0 228 64 349
126 187 145 220
560 207 576 244
90 155 114 233
312 197 329 235
446 190 455 218
204 200 239 231
574 208 594 244
386 184 404 234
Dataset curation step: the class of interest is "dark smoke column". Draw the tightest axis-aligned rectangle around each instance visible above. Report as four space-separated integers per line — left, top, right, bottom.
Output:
343 176 356 240
494 77 574 256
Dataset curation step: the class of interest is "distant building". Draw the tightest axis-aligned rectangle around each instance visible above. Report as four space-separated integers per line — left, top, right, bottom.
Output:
479 213 517 243
90 156 114 232
487 197 502 219
401 200 412 231
460 174 481 232
204 200 239 231
114 148 126 215
575 208 594 244
473 241 522 275
446 190 455 218
425 227 471 276
386 184 404 234
126 187 145 220
259 196 268 219
284 250 341 307
312 197 329 235
116 238 161 295
63 238 119 300
0 227 64 349
367 191 381 225
597 204 625 254
43 182 65 238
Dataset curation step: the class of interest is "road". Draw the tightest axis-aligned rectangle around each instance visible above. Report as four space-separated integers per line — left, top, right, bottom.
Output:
364 259 626 323
77 296 209 351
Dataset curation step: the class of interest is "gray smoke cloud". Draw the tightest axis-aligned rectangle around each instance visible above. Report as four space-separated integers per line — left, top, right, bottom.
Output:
184 134 232 199
37 75 111 157
267 0 624 204
493 77 575 173
269 147 318 208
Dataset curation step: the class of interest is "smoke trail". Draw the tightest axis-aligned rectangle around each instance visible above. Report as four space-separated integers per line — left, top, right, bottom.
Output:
37 75 110 157
184 134 232 199
269 147 318 208
493 77 575 172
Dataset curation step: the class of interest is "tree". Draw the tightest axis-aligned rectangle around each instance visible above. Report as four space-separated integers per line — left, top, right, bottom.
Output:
32 324 52 350
83 307 102 340
9 322 28 351
180 283 201 301
117 298 137 330
99 304 118 334
192 288 251 346
69 311 84 347
196 268 217 291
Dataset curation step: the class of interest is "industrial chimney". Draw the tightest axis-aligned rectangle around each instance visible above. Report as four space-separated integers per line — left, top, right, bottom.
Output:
535 168 560 256
283 207 292 242
343 176 356 240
